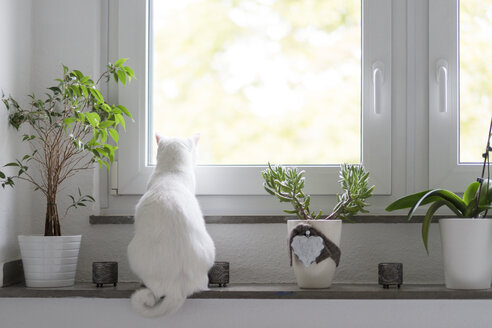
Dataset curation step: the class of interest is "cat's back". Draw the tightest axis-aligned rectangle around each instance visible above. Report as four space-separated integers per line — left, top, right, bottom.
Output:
135 174 200 222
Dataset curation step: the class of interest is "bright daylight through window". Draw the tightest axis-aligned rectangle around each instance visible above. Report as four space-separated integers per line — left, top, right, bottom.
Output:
149 0 361 166
460 0 492 163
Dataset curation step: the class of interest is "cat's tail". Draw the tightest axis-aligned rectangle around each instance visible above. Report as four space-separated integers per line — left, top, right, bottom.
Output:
131 288 186 317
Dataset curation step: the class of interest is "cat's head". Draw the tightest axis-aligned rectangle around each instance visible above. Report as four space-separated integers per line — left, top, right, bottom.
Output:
154 133 200 170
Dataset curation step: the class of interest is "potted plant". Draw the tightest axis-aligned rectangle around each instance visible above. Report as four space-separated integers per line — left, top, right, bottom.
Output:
386 118 492 289
262 163 374 288
0 59 134 287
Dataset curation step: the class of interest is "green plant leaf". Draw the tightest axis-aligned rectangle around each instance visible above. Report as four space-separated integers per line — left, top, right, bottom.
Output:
63 117 75 126
85 112 100 128
421 200 461 254
123 66 135 78
72 70 84 79
386 190 432 211
117 105 132 119
0 171 5 179
98 120 114 129
100 129 107 143
48 86 61 94
117 70 126 85
406 189 466 222
478 179 492 207
114 113 125 130
263 185 276 196
89 88 104 103
478 205 492 212
102 160 110 171
114 58 128 67
108 128 119 143
4 162 19 167
80 85 88 98
463 181 480 205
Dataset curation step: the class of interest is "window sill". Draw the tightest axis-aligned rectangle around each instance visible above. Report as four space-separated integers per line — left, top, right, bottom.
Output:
89 215 441 225
2 283 492 300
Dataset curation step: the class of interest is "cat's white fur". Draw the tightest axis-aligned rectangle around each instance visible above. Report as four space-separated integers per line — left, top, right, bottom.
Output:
128 134 215 317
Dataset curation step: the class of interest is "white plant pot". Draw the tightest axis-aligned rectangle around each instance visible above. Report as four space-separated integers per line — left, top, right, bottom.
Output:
18 235 82 288
439 218 492 290
287 220 342 288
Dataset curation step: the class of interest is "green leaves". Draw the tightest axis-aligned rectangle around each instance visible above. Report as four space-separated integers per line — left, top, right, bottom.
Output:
85 112 101 128
109 58 135 85
262 163 316 220
478 179 492 207
114 58 128 67
0 60 134 201
262 163 374 221
117 70 127 85
123 66 135 79
66 187 96 213
0 155 32 188
89 88 104 103
386 179 492 254
108 129 119 143
117 105 132 119
331 164 375 221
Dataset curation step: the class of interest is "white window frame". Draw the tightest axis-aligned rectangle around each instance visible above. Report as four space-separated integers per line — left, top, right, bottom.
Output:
113 0 393 203
429 0 484 192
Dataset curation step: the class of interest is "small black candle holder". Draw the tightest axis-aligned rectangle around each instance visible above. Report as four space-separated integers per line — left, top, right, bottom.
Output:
378 262 403 289
93 262 118 288
208 261 229 287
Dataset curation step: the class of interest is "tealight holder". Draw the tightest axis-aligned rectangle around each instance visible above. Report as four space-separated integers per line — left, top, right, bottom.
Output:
208 261 229 287
378 262 403 289
93 262 118 288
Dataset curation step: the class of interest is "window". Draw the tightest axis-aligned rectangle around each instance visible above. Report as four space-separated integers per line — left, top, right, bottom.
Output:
429 0 491 191
459 0 492 163
113 0 392 207
150 0 362 166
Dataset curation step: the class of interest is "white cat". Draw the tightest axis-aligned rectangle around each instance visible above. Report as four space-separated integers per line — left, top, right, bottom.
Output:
127 133 215 317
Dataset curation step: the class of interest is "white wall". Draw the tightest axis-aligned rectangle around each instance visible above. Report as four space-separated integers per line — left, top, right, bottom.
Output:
1 298 492 328
0 0 34 267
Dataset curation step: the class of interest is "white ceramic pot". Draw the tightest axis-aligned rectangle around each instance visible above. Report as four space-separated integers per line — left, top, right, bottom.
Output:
287 220 342 288
18 235 82 288
439 218 492 290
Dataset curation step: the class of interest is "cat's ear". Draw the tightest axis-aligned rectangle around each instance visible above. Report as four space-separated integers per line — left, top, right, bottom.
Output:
155 133 163 144
191 133 200 146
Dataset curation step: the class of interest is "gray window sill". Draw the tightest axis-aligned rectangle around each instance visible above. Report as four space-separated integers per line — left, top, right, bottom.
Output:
89 215 441 225
2 283 492 300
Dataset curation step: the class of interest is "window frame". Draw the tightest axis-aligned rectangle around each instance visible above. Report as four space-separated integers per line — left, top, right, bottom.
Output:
428 0 483 192
113 0 393 202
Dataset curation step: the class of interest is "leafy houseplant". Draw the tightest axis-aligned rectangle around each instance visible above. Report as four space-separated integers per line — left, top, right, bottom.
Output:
0 58 135 236
385 118 492 253
262 163 374 288
262 163 374 221
385 179 492 253
386 118 492 289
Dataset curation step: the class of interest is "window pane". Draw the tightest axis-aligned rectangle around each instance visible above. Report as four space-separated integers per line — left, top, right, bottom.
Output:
460 0 492 163
150 0 361 165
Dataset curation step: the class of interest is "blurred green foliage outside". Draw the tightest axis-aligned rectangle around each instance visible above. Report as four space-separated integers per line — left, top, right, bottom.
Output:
151 0 360 165
150 0 491 165
460 0 492 162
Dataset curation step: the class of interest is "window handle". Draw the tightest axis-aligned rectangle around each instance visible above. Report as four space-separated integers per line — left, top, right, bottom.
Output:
372 62 384 114
436 60 448 113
